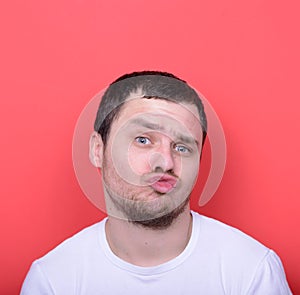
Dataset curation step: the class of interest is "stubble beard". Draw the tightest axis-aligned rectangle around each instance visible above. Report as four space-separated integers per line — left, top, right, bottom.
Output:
102 159 190 230
130 196 190 229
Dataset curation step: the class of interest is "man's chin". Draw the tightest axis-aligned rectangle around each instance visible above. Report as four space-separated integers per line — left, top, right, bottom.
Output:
130 196 190 230
105 186 190 229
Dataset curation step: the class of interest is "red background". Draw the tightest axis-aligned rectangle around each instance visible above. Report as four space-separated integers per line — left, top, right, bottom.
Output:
1 0 299 294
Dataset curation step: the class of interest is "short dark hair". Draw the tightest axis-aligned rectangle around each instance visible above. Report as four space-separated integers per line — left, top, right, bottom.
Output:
94 71 207 146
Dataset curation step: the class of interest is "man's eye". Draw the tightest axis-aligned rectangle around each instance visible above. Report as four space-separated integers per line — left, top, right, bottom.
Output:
174 145 190 153
135 137 151 145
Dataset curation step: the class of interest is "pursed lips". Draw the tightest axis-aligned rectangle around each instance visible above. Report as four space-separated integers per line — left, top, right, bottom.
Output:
146 174 178 194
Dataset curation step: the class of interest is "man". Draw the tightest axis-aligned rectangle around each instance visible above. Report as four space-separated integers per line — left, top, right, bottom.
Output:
21 71 292 294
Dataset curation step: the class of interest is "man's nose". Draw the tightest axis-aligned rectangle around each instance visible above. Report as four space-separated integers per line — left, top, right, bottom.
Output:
148 144 176 173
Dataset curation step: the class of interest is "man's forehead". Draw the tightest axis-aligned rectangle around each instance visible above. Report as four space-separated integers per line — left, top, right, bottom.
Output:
109 99 202 146
121 97 200 120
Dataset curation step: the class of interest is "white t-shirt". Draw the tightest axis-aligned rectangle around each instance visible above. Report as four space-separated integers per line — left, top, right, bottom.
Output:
21 211 292 294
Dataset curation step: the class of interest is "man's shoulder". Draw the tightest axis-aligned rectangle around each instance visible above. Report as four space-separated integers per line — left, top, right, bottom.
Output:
189 212 292 294
21 219 109 294
36 219 106 266
192 211 270 259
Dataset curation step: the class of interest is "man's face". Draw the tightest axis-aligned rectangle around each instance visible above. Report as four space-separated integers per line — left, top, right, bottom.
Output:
101 98 203 226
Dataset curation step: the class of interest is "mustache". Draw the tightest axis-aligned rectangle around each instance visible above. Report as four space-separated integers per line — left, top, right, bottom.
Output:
151 167 178 178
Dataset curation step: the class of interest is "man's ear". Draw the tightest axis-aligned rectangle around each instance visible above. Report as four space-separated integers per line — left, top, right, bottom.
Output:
89 131 104 168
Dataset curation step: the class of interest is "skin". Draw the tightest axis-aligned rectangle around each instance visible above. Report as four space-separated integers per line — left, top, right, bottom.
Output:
90 98 203 266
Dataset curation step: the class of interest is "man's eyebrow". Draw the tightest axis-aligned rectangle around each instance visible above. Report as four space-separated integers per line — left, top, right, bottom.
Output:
129 118 161 130
128 118 199 146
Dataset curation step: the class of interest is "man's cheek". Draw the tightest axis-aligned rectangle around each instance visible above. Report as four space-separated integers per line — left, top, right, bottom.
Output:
128 149 151 176
181 159 199 181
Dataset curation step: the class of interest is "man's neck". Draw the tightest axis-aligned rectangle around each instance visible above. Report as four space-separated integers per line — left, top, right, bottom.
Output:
105 206 193 267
